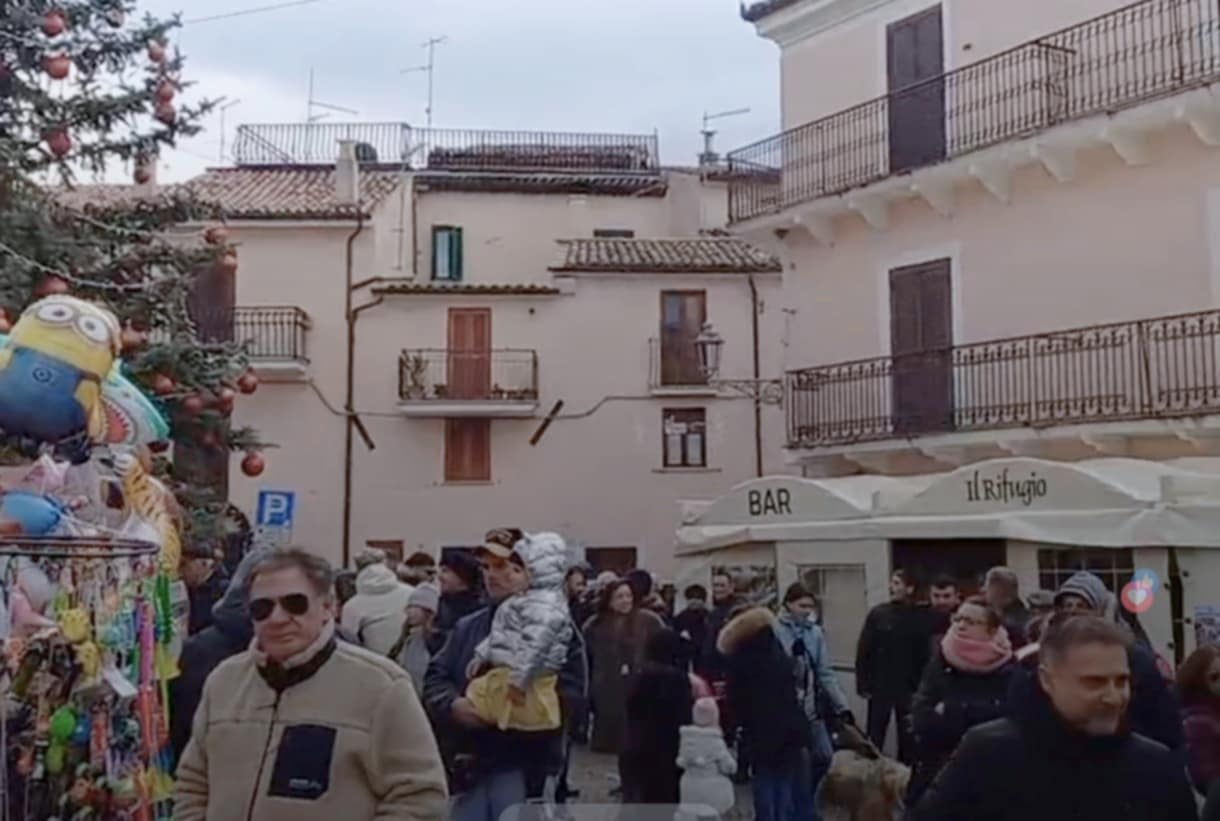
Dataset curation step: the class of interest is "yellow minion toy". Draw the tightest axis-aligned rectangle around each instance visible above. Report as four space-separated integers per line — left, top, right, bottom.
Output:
0 295 121 462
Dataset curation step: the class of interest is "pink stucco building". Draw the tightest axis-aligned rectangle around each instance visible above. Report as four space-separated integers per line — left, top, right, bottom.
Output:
198 125 784 577
678 0 1220 673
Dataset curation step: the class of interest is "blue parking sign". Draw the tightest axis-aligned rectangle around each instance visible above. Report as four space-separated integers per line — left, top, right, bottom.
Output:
256 490 295 529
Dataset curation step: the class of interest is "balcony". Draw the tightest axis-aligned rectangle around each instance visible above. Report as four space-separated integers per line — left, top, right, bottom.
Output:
233 123 660 173
728 0 1220 226
234 306 310 379
397 349 540 418
787 309 1220 469
648 337 719 396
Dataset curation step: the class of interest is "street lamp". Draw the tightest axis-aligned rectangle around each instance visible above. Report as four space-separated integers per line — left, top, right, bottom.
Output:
694 322 783 405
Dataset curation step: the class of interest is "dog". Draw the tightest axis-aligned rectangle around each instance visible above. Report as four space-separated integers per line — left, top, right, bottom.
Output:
816 747 910 821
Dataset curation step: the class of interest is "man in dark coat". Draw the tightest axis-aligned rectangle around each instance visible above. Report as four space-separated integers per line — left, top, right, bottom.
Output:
423 539 586 821
182 544 229 636
697 571 740 680
913 614 1197 821
428 548 484 655
674 584 709 671
985 566 1030 649
1007 572 1184 751
855 569 922 763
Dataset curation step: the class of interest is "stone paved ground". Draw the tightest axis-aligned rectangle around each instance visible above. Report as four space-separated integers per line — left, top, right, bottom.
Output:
564 744 754 819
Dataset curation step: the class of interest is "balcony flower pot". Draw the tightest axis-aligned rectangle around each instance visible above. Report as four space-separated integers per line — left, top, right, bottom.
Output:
432 384 447 399
403 355 429 399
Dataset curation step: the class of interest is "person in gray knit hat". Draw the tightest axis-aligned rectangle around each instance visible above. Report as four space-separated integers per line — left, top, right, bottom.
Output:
394 582 440 694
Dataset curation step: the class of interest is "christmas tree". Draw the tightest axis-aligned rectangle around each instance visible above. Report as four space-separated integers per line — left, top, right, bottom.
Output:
0 0 267 546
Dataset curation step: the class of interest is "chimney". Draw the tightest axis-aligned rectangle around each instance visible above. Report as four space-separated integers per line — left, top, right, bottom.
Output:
335 139 360 205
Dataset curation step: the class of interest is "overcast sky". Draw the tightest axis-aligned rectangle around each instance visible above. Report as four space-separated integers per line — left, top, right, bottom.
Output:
132 0 780 181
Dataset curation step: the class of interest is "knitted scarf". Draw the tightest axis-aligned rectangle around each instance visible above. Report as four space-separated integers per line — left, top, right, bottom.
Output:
941 625 1013 674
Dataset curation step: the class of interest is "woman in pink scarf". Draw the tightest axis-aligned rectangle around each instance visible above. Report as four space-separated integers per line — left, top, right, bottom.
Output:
906 596 1015 809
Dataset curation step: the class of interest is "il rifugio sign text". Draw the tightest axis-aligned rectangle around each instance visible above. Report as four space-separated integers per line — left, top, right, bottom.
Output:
964 468 1048 507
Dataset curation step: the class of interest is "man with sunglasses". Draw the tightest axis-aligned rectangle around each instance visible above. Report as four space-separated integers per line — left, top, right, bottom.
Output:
423 528 587 821
175 546 448 821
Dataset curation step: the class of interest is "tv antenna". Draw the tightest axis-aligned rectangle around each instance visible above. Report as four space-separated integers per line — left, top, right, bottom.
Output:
306 67 359 123
401 35 448 129
701 107 751 164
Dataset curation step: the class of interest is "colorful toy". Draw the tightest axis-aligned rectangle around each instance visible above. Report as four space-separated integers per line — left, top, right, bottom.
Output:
0 297 122 462
0 490 66 536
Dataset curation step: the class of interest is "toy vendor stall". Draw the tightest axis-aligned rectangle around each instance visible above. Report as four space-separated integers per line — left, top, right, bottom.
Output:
675 457 1220 706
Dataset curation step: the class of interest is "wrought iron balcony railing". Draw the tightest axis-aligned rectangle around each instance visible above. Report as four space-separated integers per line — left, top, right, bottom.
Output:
787 308 1220 449
233 123 660 173
398 349 539 402
234 306 310 363
728 0 1220 223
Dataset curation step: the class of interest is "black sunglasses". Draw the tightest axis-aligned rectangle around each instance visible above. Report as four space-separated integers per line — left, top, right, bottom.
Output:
249 593 311 622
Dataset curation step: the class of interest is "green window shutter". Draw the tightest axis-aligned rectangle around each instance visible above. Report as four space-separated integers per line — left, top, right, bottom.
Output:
451 227 463 282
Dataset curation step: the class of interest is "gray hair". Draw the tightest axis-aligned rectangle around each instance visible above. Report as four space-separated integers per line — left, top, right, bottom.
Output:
985 566 1020 594
354 548 387 572
1041 613 1132 666
244 546 335 598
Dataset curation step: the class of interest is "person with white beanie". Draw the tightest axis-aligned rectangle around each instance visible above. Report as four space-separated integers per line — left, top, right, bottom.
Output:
677 696 737 819
394 582 440 694
342 548 414 656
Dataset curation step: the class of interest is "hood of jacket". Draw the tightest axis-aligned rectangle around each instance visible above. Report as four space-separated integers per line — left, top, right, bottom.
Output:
716 606 775 656
1054 571 1116 618
355 563 403 596
513 531 567 592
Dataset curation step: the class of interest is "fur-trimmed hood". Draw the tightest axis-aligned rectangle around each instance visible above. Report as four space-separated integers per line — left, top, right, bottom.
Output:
716 606 776 656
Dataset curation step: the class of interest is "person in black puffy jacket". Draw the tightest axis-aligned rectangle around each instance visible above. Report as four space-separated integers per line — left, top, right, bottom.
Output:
906 597 1015 809
913 614 1197 821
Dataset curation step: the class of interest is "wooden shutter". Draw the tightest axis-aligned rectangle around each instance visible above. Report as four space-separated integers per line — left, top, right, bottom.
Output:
660 291 707 386
887 4 946 173
447 308 491 399
445 419 491 482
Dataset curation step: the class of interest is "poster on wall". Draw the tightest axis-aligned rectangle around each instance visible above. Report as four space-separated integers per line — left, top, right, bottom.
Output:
1194 604 1220 648
713 564 778 610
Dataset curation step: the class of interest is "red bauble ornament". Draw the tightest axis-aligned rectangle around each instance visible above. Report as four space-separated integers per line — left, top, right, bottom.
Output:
241 452 265 478
151 374 175 396
149 440 169 453
44 128 71 159
42 11 67 37
42 54 71 80
154 102 176 126
35 275 70 297
218 252 238 276
133 165 152 185
215 386 236 414
204 225 228 246
237 371 259 395
155 81 175 103
148 40 167 64
181 394 205 416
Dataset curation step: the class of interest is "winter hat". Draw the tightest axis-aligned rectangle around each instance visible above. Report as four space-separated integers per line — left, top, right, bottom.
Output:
355 548 386 572
408 582 440 614
1053 571 1110 613
692 697 720 728
440 550 482 589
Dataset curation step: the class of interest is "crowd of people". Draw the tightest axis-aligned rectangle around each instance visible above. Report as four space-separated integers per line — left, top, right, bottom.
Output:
161 531 1220 821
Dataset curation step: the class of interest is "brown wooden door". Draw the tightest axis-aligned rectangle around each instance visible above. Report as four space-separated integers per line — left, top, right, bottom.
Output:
887 5 945 174
890 259 953 434
660 291 706 386
585 547 638 576
447 308 490 399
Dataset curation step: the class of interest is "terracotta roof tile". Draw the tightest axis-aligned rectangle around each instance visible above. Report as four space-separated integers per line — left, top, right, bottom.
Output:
551 238 782 274
415 171 666 197
370 282 560 296
184 167 403 220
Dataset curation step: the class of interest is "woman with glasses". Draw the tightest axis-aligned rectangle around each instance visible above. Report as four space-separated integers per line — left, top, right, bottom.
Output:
905 596 1015 810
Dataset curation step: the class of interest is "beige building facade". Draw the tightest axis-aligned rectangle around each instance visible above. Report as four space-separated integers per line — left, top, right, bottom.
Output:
201 125 786 577
685 0 1220 670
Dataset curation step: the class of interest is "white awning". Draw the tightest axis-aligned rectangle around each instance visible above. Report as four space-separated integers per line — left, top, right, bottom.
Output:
676 457 1220 555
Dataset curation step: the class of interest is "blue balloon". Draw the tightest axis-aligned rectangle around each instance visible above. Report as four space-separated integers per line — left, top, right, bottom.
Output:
1133 568 1160 590
0 491 64 536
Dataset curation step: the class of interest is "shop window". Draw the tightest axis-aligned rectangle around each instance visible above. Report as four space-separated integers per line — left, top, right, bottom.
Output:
663 408 707 468
445 419 490 482
799 564 868 667
432 225 463 281
1037 548 1135 595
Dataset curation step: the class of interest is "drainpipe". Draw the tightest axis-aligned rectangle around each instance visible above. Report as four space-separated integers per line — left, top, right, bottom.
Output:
338 140 364 568
749 274 763 478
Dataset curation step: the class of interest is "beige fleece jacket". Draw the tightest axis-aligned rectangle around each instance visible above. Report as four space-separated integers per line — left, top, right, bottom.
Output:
174 638 448 821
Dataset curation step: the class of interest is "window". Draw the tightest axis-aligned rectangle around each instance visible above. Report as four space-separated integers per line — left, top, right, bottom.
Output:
432 226 463 281
366 540 405 564
586 547 638 576
1038 548 1135 595
799 564 868 667
662 408 707 468
444 419 490 481
660 291 707 386
594 228 635 238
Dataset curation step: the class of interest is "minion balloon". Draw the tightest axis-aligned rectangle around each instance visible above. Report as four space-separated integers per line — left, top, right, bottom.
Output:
0 296 121 463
